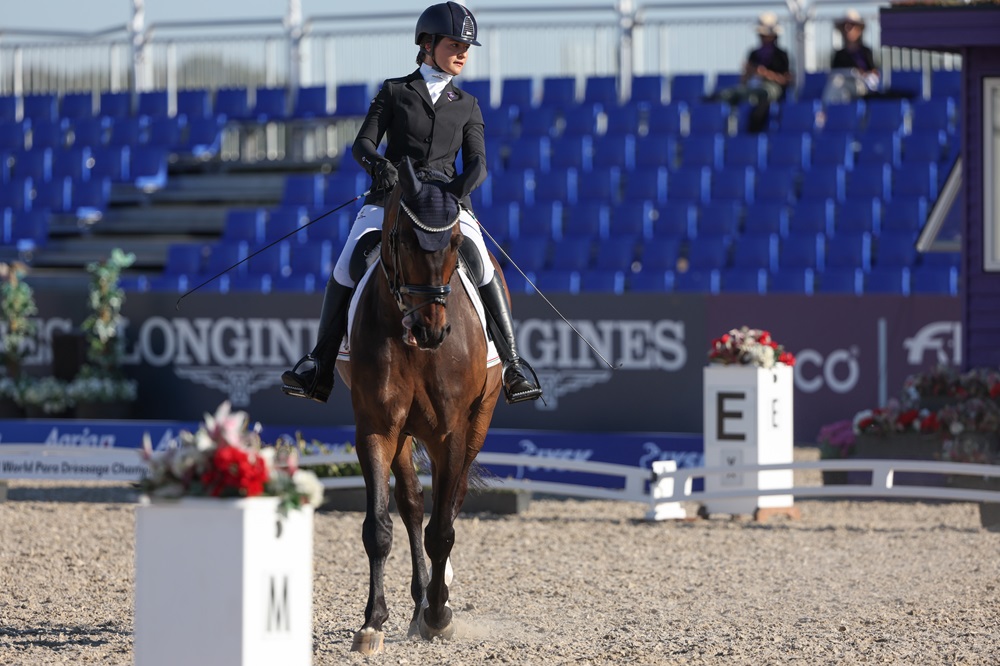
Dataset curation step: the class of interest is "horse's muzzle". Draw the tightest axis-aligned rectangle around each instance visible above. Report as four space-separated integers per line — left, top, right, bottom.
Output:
410 322 451 349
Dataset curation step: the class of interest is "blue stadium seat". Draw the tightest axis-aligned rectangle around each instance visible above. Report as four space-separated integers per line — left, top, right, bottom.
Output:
90 146 132 183
876 231 918 267
31 119 68 149
481 106 517 139
576 167 621 204
324 172 367 207
630 75 666 106
223 208 267 244
893 162 938 199
131 146 169 192
476 203 518 243
534 268 579 293
686 236 730 270
919 251 960 269
902 130 946 164
546 135 585 172
826 231 872 271
562 103 602 136
710 166 754 203
35 177 70 212
251 87 288 122
164 243 206 276
579 269 625 293
846 163 891 201
673 268 720 293
592 134 635 170
215 88 251 121
767 132 811 170
460 79 491 105
769 267 815 294
651 203 696 239
836 198 881 236
520 106 559 137
610 200 654 238
177 89 212 119
99 91 132 118
292 86 329 119
550 238 593 271
244 240 289 277
634 135 677 170
180 116 224 160
731 233 778 272
811 133 854 168
504 238 549 272
646 102 686 136
51 146 93 182
800 165 845 202
930 70 961 100
680 134 723 169
541 77 577 109
856 131 901 167
754 167 799 204
629 269 673 292
640 237 682 271
816 267 862 294
822 100 865 133
501 78 534 110
584 76 618 106
796 72 829 101
910 265 957 295
334 84 369 117
535 169 578 205
23 94 58 122
0 177 34 211
594 237 637 271
72 177 111 221
12 150 49 183
780 232 825 270
502 269 532 295
688 102 730 135
743 202 789 237
271 274 316 293
882 196 928 233
888 69 924 99
289 242 334 280
724 134 767 169
0 121 29 152
604 106 641 136
623 168 669 208
711 72 742 97
137 91 169 118
9 210 50 249
306 210 348 245
108 117 146 146
666 166 710 204
265 208 308 245
911 98 955 132
866 266 911 295
561 202 609 239
0 96 15 124
490 169 535 206
777 101 820 133
146 116 185 149
226 275 271 293
71 116 109 147
669 74 706 104
517 202 561 239
789 199 834 235
720 267 767 294
693 201 742 239
61 93 94 120
865 99 909 134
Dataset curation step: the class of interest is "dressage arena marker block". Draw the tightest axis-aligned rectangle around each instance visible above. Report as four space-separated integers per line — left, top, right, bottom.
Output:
702 365 795 517
134 497 313 666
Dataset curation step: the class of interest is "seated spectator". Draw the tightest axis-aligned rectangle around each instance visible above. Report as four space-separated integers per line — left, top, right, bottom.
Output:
824 9 879 103
713 12 794 133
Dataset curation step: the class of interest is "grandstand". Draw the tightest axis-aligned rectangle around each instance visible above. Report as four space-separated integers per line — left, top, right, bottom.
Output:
0 3 962 297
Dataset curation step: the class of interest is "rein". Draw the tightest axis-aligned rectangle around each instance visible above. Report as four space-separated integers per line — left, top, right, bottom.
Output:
381 195 459 319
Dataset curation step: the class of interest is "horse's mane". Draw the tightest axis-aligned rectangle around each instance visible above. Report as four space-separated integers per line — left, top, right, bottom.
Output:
412 166 451 187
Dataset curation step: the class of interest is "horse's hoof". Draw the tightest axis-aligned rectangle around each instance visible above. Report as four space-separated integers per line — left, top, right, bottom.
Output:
418 608 456 641
407 620 420 638
351 628 385 655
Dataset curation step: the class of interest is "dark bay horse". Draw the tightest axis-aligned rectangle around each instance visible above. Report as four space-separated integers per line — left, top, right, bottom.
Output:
336 156 503 654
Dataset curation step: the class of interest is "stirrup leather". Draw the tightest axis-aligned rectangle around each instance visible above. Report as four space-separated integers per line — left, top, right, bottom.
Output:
501 359 543 404
280 353 333 404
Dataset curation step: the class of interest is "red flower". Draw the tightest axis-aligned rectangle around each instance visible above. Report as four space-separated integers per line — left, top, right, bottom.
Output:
920 411 940 433
896 409 920 430
777 351 795 366
201 445 268 498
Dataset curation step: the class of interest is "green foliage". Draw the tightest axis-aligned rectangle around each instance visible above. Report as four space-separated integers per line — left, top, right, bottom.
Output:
275 433 363 478
0 262 38 376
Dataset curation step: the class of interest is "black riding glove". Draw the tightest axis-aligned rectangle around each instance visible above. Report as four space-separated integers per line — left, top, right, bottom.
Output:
371 161 398 192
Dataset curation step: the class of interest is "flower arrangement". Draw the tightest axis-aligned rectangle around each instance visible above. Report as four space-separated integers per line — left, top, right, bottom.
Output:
901 364 1000 408
273 434 363 478
19 376 71 415
69 248 138 404
852 398 940 437
816 419 856 459
0 261 38 386
708 326 795 369
139 401 325 512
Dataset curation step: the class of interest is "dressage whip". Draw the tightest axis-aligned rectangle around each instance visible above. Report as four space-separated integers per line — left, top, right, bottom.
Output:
474 218 622 372
174 190 370 310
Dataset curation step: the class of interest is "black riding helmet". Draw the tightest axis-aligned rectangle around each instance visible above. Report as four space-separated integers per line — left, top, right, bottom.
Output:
415 2 481 47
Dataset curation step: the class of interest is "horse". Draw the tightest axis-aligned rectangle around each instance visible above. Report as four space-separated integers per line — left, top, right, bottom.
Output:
336 156 504 654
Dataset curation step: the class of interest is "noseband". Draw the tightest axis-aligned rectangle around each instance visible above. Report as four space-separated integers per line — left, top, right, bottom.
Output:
382 197 458 319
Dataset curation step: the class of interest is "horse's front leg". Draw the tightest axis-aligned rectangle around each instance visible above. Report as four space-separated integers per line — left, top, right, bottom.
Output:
351 432 395 655
419 449 468 640
391 436 429 636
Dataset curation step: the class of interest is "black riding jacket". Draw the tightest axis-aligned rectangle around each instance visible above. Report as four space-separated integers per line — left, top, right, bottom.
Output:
352 68 487 209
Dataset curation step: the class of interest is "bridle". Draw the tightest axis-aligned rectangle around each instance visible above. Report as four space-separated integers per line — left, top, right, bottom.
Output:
381 194 459 319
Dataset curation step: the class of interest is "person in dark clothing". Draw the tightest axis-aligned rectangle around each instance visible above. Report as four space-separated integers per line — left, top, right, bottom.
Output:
831 9 879 92
714 12 794 133
281 2 543 406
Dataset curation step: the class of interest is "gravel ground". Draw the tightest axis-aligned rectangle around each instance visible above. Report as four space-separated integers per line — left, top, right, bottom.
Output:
1 466 999 665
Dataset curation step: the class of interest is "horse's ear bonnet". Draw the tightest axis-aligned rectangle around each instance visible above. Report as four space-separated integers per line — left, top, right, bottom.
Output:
398 157 460 252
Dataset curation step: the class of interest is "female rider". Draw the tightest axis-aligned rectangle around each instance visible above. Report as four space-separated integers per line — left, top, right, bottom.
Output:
282 1 543 405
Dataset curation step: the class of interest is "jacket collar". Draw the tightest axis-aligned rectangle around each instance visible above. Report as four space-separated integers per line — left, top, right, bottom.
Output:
406 68 461 110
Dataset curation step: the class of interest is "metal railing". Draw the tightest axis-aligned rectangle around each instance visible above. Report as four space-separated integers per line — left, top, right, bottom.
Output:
0 1 961 101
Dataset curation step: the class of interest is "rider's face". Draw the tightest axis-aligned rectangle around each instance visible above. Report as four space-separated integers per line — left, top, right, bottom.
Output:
431 38 470 76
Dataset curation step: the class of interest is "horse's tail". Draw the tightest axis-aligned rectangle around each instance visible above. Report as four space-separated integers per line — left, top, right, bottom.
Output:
410 438 498 494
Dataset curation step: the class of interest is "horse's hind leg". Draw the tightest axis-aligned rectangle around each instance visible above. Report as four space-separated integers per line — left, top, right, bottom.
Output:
391 436 429 636
351 434 395 655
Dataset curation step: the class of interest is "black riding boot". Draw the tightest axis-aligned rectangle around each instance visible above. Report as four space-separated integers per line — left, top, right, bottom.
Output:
480 273 543 404
281 279 353 403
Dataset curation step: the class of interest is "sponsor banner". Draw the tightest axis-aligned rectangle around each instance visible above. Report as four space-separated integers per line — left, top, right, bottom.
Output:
11 289 960 443
0 418 703 488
